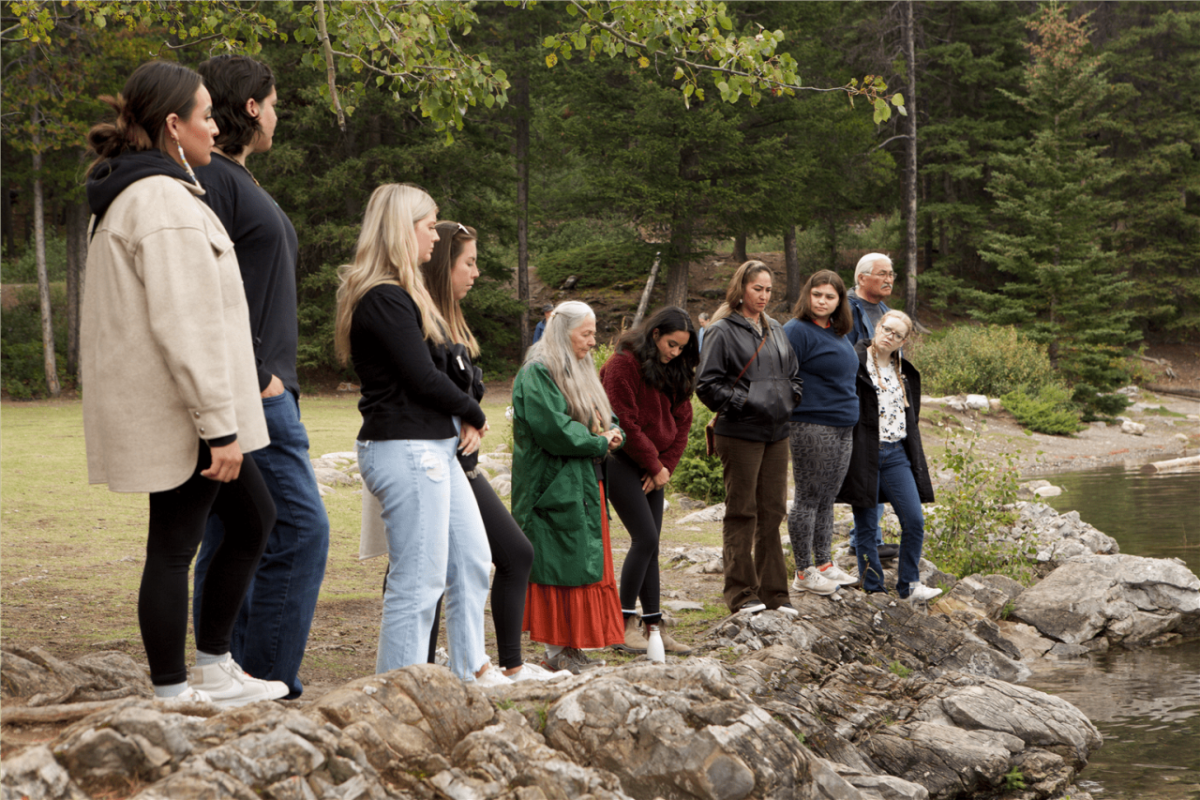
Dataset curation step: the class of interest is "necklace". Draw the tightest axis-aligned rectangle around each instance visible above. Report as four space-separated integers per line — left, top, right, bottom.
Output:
211 148 260 187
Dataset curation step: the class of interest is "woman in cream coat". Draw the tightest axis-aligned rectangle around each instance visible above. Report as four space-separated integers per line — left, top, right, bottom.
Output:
82 60 282 706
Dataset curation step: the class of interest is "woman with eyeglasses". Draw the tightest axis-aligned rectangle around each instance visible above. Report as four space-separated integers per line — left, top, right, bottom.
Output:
836 310 941 603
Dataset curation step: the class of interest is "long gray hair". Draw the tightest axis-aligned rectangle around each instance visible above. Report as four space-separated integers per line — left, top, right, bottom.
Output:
524 301 614 432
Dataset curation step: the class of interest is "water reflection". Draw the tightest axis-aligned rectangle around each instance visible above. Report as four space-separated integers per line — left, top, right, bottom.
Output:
1024 463 1200 799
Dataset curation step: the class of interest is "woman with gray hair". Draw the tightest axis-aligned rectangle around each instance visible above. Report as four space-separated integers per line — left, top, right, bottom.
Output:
512 301 626 673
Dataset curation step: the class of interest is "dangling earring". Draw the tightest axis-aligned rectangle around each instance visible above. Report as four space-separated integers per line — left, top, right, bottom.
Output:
174 137 199 186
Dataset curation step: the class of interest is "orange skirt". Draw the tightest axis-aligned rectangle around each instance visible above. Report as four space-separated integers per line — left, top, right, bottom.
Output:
522 480 625 649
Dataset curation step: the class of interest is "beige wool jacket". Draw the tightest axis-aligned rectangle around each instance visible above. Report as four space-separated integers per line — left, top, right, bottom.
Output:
81 175 268 493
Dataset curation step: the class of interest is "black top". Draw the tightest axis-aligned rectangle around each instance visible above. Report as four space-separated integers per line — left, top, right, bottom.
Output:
195 153 300 394
695 313 803 444
350 284 486 441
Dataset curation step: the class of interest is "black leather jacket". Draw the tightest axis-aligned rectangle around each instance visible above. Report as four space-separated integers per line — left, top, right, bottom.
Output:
696 312 802 443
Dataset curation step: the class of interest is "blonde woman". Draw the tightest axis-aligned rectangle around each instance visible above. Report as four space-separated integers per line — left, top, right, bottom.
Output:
512 301 626 673
836 311 941 603
696 261 803 615
335 184 506 686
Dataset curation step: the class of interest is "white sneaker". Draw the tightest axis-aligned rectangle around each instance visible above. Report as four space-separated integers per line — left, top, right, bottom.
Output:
738 602 767 614
474 664 514 688
792 566 839 596
156 685 212 706
190 656 289 707
508 662 563 682
818 563 858 586
905 583 943 603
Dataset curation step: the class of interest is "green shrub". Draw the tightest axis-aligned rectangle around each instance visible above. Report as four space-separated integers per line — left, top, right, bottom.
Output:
1 234 67 283
670 399 725 503
534 241 667 290
1001 386 1084 436
908 325 1055 398
1 284 69 399
924 430 1036 585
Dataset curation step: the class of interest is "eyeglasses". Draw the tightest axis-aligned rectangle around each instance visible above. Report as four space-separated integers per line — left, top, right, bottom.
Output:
878 323 907 340
871 271 896 280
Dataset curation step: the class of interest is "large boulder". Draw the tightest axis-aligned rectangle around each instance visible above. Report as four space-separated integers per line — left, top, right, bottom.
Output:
1012 554 1200 646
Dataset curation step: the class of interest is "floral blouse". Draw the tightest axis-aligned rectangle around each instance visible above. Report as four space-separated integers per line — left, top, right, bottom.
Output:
867 354 906 443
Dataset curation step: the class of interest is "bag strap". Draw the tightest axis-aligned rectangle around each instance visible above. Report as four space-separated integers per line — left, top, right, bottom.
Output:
713 324 770 421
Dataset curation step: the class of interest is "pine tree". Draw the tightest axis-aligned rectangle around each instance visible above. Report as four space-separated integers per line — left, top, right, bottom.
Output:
973 5 1140 411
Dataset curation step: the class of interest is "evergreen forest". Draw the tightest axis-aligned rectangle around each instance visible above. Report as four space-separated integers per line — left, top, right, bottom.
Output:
3 1 1198 407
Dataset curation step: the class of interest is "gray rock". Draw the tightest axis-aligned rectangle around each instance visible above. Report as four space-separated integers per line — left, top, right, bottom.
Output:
312 467 354 487
662 600 706 612
489 476 511 497
1033 485 1062 498
679 504 726 524
965 394 989 410
0 745 89 800
1121 420 1146 436
1012 554 1200 646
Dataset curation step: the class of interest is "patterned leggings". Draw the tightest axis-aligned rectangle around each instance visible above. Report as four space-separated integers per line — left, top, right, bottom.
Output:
786 422 853 572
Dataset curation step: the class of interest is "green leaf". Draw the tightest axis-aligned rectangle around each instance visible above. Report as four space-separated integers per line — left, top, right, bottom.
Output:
543 35 557 48
891 92 905 107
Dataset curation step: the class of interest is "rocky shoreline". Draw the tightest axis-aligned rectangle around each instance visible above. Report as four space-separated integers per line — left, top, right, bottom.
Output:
4 499 1198 800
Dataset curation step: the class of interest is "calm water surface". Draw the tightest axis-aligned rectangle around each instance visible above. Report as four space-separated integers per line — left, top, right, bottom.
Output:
1027 463 1200 799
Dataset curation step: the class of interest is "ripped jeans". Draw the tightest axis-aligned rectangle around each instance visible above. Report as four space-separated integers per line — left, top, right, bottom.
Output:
356 437 492 681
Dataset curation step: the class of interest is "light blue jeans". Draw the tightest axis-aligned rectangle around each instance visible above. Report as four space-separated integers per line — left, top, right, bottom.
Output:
357 436 491 682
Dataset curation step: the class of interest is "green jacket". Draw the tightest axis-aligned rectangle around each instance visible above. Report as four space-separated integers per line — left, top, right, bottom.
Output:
512 362 622 586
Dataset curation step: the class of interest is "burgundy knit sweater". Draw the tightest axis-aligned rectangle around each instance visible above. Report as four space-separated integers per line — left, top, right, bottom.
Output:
599 349 693 476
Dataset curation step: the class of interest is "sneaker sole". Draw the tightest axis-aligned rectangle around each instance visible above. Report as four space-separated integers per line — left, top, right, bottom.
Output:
611 643 648 654
792 582 838 596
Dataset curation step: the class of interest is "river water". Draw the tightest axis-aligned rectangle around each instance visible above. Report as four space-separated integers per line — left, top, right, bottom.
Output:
1024 463 1200 799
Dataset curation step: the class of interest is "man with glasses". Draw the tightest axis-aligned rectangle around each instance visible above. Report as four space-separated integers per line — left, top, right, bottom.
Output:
846 253 898 560
847 253 895 346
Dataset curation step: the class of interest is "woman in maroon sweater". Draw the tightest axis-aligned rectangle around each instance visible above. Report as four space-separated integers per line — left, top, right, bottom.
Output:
600 307 698 655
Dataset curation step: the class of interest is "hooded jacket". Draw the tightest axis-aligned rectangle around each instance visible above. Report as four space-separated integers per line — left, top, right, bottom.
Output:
82 150 268 492
696 312 802 443
836 340 934 508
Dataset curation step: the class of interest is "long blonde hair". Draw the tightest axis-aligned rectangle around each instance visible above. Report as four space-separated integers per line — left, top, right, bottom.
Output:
335 184 446 364
709 260 774 327
421 221 480 358
523 301 614 432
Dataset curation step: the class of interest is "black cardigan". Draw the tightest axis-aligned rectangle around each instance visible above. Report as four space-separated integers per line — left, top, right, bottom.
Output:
835 341 934 508
350 284 486 441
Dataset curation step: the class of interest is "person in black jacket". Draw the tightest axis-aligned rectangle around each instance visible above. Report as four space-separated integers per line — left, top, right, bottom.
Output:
417 221 556 682
334 184 508 687
836 311 942 603
696 261 803 615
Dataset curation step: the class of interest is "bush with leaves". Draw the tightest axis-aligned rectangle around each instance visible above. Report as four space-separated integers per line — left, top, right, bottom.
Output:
535 241 669 290
908 324 1055 398
669 399 725 504
924 430 1035 585
1000 386 1084 436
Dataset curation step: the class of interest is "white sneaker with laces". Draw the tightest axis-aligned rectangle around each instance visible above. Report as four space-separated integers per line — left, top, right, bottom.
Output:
156 685 212 706
792 566 839 596
905 583 943 603
818 563 858 586
474 664 514 688
738 602 767 614
189 656 289 707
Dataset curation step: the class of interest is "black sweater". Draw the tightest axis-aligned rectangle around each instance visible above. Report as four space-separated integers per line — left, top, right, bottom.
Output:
195 153 300 394
350 284 486 441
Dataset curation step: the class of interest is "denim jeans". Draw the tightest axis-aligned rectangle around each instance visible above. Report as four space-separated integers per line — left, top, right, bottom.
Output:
358 436 491 682
852 441 925 597
194 390 329 697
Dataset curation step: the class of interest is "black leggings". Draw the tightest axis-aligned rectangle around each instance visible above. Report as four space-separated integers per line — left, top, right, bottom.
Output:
422 472 534 669
143 443 275 685
607 450 664 621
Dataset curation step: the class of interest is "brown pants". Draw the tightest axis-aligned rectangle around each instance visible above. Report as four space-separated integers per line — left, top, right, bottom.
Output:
715 434 790 612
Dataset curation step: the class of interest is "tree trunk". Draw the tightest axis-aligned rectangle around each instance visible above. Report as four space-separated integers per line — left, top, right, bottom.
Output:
514 62 531 353
732 232 747 263
665 214 691 309
784 224 800 310
1 181 13 258
32 138 60 397
65 198 88 380
904 0 920 327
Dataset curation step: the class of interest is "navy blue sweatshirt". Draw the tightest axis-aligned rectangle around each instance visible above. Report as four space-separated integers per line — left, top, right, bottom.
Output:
782 317 859 428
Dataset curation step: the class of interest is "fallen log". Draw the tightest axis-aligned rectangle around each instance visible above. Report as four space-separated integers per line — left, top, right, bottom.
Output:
1145 383 1200 400
1 697 217 726
1143 455 1200 474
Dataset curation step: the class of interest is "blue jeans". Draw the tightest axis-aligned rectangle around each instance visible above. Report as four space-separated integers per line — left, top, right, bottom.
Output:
357 436 491 682
852 441 925 597
194 390 329 698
